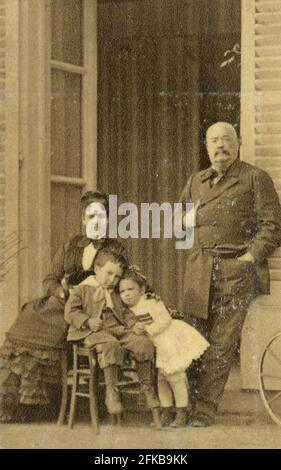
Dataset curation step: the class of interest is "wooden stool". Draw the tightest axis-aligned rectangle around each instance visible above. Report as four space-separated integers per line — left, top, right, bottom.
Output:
68 345 99 433
57 347 160 431
57 349 68 426
57 345 100 433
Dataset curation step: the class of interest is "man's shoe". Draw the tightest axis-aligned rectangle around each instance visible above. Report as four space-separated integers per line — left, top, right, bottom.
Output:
188 415 213 427
105 388 123 415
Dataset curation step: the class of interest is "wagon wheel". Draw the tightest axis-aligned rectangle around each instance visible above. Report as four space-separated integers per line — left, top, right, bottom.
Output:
259 332 281 426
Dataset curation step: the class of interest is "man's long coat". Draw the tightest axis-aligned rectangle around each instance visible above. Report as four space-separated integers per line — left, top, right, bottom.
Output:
179 159 281 319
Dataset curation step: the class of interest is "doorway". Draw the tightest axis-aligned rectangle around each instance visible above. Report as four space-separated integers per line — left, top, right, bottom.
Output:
97 0 241 310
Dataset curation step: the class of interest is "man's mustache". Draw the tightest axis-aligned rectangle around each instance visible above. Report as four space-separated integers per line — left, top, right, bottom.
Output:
215 149 230 157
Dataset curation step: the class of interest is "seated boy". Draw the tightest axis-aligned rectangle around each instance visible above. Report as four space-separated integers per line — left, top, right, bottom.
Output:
64 247 159 415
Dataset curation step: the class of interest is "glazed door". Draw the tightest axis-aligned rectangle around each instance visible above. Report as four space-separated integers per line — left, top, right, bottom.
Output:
50 0 97 258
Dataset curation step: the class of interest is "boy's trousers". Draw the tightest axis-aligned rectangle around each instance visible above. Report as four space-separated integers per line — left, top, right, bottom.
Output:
83 329 154 369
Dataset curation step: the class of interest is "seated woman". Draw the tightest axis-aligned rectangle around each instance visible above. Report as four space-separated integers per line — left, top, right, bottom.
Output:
0 191 127 422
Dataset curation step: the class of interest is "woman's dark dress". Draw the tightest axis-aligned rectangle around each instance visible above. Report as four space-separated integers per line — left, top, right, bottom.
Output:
0 236 126 419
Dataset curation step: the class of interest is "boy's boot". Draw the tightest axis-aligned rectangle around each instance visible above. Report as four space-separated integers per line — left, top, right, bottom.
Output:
135 361 160 409
160 407 175 427
169 407 187 427
103 365 123 415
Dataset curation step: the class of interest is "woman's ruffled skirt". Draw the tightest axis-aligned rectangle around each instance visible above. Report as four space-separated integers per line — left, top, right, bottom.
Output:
0 338 62 403
0 338 62 421
0 295 69 421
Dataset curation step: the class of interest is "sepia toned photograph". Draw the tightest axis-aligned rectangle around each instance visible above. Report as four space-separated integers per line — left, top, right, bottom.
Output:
1 0 281 451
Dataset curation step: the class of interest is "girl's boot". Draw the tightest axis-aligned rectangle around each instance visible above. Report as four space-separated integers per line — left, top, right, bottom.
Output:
169 407 187 427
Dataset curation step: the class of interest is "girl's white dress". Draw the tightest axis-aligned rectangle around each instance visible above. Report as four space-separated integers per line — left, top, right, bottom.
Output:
131 295 209 375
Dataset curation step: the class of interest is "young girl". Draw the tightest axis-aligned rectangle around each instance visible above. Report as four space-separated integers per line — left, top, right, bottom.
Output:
119 266 209 427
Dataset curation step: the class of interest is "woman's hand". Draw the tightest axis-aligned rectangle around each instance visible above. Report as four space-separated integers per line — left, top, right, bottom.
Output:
133 322 146 335
88 318 103 332
54 286 66 300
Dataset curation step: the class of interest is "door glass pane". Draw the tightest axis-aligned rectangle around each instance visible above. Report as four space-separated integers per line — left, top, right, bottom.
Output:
51 69 82 177
51 0 83 66
51 184 82 258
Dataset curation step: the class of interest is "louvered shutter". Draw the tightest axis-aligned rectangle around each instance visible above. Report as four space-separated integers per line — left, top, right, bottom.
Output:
255 0 281 281
241 0 281 389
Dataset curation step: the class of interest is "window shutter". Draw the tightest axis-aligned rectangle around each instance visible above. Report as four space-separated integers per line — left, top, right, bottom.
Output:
242 0 281 281
255 0 281 280
241 1 281 390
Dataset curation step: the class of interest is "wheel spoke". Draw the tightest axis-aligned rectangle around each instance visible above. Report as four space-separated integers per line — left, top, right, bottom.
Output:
261 374 281 381
268 390 281 405
267 347 281 369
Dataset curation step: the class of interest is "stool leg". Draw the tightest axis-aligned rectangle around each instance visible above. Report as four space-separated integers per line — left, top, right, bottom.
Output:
68 346 78 429
152 408 161 430
57 350 68 426
89 350 99 434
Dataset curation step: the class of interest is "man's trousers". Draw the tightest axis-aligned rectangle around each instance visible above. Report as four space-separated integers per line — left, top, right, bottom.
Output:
187 256 259 420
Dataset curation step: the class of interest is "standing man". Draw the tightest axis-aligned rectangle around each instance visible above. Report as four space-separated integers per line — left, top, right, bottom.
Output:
180 122 281 427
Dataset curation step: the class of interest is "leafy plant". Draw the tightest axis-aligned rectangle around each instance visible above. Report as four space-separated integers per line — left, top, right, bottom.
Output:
220 43 241 69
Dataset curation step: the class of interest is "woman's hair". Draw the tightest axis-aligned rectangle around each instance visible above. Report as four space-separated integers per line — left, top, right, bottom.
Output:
80 190 109 215
121 265 153 293
94 246 128 272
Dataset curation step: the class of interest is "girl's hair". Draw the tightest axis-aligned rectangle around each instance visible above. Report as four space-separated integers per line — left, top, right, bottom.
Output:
80 190 109 215
94 246 128 272
121 265 154 293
